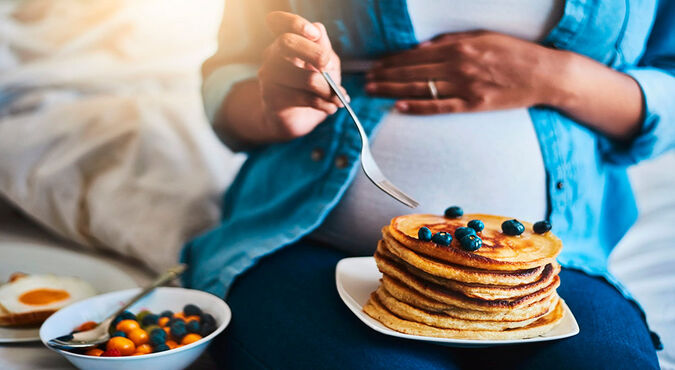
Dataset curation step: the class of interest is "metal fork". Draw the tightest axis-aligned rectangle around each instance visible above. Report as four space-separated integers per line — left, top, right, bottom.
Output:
321 72 419 208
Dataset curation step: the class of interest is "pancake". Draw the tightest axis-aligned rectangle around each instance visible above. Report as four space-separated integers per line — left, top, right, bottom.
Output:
381 275 559 322
375 252 561 312
381 231 545 286
374 287 546 330
363 293 565 340
388 214 562 271
377 241 560 300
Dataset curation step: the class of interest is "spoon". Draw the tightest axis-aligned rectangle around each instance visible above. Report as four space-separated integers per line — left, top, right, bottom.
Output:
47 264 187 350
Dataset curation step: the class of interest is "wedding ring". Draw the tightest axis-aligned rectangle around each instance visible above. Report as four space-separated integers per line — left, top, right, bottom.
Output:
427 79 439 100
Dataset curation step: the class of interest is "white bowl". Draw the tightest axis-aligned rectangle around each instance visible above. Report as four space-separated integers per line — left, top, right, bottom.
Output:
39 287 231 370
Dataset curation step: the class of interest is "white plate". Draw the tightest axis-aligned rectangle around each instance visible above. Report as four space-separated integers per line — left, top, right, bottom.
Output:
336 257 579 348
0 242 138 343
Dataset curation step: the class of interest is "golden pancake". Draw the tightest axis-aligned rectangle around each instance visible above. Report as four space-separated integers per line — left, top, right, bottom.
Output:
381 232 545 286
377 241 560 300
388 214 562 271
363 293 565 340
381 275 559 322
375 252 560 312
374 287 547 330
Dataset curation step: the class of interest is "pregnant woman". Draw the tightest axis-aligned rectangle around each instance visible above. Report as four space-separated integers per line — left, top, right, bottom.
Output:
184 1 674 368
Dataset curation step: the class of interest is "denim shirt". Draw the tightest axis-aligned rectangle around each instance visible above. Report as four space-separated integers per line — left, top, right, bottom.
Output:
182 0 675 306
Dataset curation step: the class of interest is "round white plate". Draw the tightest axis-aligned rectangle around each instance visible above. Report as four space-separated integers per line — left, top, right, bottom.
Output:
335 256 579 348
0 241 138 343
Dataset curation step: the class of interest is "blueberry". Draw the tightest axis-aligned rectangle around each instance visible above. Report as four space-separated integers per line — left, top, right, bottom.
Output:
502 219 525 236
111 331 126 338
467 220 484 233
170 321 187 340
141 313 159 326
150 328 167 340
119 311 136 321
533 220 552 234
459 234 482 251
444 206 463 218
431 232 452 246
135 310 150 323
454 227 475 240
183 304 202 317
153 343 170 353
169 317 185 326
187 320 201 334
200 322 216 337
200 313 216 328
418 227 433 241
149 331 166 346
160 310 173 318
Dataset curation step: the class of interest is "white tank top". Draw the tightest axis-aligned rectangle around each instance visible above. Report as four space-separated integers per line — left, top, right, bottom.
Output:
312 0 563 255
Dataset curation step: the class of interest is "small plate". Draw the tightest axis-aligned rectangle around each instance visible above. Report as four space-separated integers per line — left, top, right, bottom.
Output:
0 242 138 343
335 257 579 348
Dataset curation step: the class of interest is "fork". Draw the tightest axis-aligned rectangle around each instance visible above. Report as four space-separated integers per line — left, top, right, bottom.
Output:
47 265 186 350
321 72 419 208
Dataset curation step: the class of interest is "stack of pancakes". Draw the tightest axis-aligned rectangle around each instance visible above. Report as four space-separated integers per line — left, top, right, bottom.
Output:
363 214 565 340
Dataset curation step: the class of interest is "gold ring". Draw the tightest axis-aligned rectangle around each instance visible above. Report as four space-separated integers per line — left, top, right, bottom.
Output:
427 79 439 100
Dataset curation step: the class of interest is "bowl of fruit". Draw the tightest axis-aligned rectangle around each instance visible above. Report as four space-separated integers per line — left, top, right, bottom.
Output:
39 287 230 370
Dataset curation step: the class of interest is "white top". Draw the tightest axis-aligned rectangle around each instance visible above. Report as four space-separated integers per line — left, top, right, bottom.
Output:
312 0 563 255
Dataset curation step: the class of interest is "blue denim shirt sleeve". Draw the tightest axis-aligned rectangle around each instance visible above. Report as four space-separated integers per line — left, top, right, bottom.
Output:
601 0 675 165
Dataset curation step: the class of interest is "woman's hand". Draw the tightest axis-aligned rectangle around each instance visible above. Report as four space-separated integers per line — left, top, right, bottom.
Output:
366 31 568 114
257 11 345 140
365 30 644 140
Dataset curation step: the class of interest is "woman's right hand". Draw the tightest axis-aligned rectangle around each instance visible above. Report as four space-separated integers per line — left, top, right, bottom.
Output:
257 11 345 140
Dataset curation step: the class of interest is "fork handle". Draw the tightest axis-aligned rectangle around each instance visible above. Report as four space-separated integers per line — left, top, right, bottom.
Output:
104 264 187 324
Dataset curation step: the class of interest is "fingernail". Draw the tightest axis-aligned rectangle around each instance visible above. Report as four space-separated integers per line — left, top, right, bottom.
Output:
418 41 432 48
345 94 351 103
304 24 320 40
365 83 375 92
395 101 408 111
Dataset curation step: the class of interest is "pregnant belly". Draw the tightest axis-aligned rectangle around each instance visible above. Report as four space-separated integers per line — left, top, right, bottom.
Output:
312 108 548 255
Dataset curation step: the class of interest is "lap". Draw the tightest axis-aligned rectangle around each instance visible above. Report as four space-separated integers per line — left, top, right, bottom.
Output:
211 241 659 370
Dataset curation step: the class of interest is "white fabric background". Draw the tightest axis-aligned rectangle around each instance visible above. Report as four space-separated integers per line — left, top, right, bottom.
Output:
0 0 244 273
0 1 672 368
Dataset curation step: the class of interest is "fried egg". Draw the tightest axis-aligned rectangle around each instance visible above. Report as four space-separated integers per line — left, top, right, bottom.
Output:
0 274 96 314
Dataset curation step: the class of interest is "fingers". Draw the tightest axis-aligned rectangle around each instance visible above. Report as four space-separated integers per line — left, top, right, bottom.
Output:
266 11 321 41
395 99 469 114
268 32 332 69
377 46 447 68
262 83 338 114
365 80 461 98
259 58 336 101
368 62 463 83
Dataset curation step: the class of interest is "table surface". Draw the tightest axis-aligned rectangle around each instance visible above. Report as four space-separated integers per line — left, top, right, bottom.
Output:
0 205 215 369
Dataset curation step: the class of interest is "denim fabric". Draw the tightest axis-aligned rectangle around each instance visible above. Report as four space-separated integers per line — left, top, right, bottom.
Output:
210 241 659 370
181 0 675 313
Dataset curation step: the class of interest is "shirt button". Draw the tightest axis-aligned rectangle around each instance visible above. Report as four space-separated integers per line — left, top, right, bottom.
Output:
334 155 349 169
310 148 324 161
556 181 564 190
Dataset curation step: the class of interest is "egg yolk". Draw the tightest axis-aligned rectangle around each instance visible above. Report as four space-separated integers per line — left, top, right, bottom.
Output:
19 289 70 306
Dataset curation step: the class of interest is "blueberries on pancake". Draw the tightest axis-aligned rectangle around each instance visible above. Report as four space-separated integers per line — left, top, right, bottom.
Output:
533 220 552 234
459 234 482 251
431 232 452 246
444 206 463 218
501 219 525 236
418 227 433 241
468 219 484 232
454 227 476 240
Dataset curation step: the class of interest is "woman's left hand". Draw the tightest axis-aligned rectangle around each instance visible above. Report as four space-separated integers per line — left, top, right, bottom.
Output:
366 31 570 114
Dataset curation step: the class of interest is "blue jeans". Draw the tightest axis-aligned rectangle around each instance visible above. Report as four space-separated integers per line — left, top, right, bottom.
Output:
210 241 659 370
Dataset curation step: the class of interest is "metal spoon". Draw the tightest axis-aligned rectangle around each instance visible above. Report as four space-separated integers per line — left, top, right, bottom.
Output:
47 264 186 350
